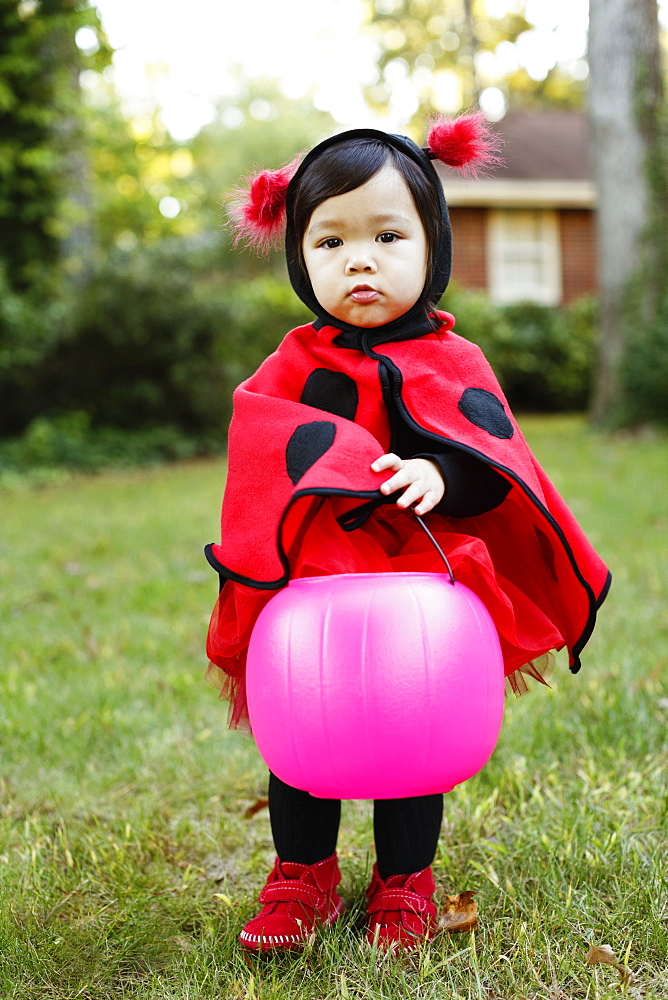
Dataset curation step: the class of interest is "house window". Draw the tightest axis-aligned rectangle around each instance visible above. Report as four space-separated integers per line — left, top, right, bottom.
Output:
487 209 562 305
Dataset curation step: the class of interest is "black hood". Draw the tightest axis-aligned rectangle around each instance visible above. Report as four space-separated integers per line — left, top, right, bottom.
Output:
284 128 452 348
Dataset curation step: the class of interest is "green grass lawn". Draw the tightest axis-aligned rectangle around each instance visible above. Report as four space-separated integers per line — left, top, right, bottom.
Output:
1 415 666 999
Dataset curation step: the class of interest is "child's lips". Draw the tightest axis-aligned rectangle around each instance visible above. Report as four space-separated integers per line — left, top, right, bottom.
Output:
349 286 380 304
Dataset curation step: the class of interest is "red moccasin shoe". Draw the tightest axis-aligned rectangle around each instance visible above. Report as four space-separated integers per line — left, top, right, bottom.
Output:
239 852 344 951
365 864 438 952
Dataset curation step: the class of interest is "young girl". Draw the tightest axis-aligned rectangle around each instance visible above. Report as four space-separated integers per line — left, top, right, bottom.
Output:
205 116 610 953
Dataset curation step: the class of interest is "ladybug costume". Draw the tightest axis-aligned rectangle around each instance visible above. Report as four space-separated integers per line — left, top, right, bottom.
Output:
205 126 610 730
204 121 610 951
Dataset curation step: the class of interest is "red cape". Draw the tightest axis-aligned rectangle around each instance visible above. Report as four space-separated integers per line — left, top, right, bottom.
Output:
206 312 610 717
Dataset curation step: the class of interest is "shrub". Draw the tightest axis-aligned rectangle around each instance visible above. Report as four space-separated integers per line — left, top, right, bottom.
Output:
0 266 73 434
619 318 668 426
33 241 233 438
498 298 596 411
0 411 203 473
618 263 668 426
36 245 311 439
0 243 312 468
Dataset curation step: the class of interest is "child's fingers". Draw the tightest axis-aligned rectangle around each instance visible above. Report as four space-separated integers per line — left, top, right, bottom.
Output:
395 482 428 508
414 491 440 515
379 467 413 494
380 460 438 496
374 458 445 504
399 484 442 514
371 453 403 473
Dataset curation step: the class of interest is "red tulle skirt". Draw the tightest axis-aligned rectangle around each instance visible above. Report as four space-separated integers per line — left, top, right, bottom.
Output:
206 500 563 732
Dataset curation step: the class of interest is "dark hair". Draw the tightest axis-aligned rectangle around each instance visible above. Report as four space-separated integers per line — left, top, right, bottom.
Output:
290 139 444 319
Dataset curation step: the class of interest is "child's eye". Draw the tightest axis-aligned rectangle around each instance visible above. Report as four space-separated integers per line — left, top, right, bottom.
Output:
318 237 342 249
377 232 400 243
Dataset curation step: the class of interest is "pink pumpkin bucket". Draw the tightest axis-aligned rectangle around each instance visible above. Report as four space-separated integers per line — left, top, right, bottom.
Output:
246 516 505 799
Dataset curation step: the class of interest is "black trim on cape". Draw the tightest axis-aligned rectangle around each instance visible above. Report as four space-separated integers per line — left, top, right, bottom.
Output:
357 332 611 673
206 320 611 675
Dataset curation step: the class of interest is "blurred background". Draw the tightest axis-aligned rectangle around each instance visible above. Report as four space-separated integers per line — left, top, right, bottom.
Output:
1 0 666 475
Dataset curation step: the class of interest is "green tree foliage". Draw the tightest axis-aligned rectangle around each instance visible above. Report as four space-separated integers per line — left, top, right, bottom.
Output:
362 0 586 130
1 242 312 459
0 75 331 438
85 75 334 274
0 0 111 289
0 41 335 439
182 80 334 276
84 88 198 255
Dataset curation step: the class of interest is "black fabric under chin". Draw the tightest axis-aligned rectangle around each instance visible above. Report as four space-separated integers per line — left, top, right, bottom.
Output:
268 772 443 876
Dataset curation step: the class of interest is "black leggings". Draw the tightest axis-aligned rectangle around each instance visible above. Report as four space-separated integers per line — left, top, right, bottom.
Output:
269 772 443 880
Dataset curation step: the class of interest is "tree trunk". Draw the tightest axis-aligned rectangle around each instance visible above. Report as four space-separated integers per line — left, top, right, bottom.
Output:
41 0 96 284
462 0 482 106
587 0 662 422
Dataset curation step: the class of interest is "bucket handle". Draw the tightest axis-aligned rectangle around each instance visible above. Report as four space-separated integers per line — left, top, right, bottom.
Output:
334 498 456 585
413 512 456 585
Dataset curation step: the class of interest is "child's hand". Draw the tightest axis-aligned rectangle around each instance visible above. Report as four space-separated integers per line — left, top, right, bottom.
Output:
371 454 445 515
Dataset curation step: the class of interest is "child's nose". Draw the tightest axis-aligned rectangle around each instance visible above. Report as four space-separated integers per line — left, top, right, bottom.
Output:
345 252 377 274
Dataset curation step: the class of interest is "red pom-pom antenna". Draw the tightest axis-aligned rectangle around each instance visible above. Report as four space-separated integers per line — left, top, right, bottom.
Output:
228 154 303 253
426 112 503 177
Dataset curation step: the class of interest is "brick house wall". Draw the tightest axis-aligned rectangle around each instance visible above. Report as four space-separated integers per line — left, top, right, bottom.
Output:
447 205 597 305
559 210 597 303
449 207 487 292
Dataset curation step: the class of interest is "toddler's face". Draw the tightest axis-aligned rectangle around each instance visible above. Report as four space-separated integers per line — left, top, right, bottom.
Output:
302 164 428 328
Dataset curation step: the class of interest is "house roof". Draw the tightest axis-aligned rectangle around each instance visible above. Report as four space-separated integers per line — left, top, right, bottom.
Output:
438 109 597 208
490 109 591 180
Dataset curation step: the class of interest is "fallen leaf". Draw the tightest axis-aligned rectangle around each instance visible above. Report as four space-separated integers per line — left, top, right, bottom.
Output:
586 944 617 965
243 798 269 819
439 890 478 933
585 943 635 986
